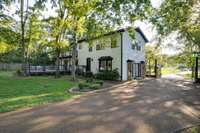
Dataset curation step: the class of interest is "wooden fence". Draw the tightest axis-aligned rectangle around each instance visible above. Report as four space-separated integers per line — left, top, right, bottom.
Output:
0 63 22 71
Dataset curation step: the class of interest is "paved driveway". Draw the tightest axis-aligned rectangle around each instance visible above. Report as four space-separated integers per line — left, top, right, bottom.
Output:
0 79 199 133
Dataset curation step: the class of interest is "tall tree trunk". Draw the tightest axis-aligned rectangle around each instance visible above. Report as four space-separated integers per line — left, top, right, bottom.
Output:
20 0 26 76
149 59 151 75
55 47 60 78
71 34 78 81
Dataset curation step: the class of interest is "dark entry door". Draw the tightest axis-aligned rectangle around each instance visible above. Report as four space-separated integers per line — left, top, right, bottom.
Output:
86 58 91 72
127 62 133 80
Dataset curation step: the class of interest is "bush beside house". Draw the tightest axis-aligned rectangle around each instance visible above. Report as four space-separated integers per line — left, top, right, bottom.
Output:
78 79 104 90
95 69 120 80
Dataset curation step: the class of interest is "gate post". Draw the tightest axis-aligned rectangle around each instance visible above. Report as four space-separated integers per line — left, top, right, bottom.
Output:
155 59 157 78
195 57 198 82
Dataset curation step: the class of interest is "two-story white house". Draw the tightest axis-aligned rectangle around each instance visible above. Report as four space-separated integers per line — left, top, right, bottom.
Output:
60 27 148 81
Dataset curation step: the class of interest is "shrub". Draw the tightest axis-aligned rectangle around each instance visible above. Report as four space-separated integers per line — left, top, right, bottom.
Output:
15 69 22 76
86 78 93 83
90 84 101 89
95 80 104 86
85 72 93 77
78 82 90 89
95 68 120 80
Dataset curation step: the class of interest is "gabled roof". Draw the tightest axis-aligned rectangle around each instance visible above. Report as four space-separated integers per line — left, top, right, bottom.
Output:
78 27 149 43
135 27 149 43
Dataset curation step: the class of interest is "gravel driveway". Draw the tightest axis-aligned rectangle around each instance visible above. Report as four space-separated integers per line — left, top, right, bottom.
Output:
0 78 199 133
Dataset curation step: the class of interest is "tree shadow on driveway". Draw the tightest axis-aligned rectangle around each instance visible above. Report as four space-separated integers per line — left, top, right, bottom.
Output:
0 78 199 133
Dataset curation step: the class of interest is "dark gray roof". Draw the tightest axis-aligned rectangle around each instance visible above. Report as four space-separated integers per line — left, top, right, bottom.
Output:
78 27 148 43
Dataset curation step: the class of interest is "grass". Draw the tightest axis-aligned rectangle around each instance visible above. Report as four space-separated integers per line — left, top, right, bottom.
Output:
180 125 200 133
0 71 78 113
183 73 192 80
162 67 180 75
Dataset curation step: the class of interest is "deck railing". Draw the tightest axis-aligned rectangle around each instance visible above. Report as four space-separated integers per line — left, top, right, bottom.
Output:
26 65 86 75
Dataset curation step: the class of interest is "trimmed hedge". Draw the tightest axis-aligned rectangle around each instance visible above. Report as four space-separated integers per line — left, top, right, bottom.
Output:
78 82 91 89
90 84 101 89
95 80 104 86
95 69 120 80
78 80 103 90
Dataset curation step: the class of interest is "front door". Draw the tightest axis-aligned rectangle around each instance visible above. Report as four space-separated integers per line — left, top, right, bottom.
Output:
86 58 91 72
127 62 133 80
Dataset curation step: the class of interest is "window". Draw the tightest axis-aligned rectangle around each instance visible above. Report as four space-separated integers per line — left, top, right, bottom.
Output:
99 60 107 71
137 45 141 51
96 44 105 50
132 40 141 51
79 44 82 50
99 56 113 71
89 46 92 52
132 40 137 50
107 60 112 71
96 44 101 50
111 36 117 48
132 43 136 50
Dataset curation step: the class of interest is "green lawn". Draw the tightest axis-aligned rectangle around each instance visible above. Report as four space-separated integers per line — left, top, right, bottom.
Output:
162 67 180 75
0 71 78 113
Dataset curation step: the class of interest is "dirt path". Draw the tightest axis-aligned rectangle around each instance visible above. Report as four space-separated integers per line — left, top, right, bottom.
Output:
0 79 199 133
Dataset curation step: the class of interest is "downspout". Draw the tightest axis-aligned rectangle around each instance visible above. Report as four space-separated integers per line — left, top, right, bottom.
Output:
120 32 123 81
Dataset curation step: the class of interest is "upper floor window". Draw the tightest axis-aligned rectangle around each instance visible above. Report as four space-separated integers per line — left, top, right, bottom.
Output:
79 44 82 50
111 36 118 48
96 44 105 51
132 40 137 50
89 46 92 52
132 40 141 51
137 45 141 51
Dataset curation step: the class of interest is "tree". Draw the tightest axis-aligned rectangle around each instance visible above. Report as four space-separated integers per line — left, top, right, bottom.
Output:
145 45 161 74
150 0 200 53
1 0 46 75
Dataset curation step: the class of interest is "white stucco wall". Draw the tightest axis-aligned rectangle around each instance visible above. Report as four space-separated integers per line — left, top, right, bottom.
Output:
77 33 122 78
122 31 146 81
76 29 146 81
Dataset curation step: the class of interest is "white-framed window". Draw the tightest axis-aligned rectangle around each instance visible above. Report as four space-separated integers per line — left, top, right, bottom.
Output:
79 44 82 50
89 46 92 52
132 40 142 51
137 45 141 51
132 40 137 50
96 44 105 51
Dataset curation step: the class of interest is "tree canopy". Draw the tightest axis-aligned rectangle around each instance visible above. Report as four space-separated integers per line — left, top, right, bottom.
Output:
150 0 200 50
